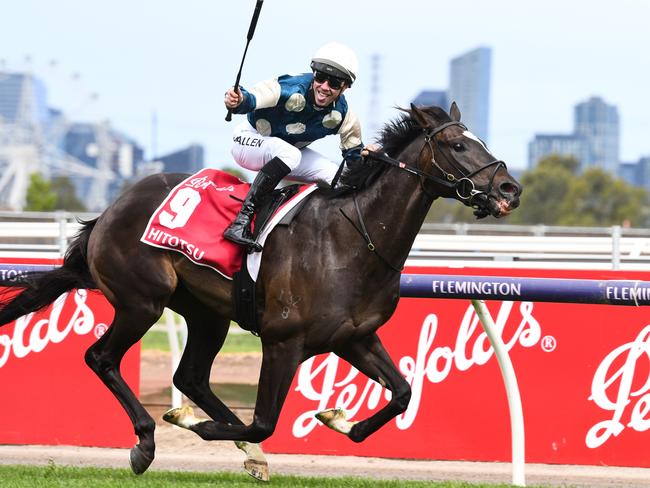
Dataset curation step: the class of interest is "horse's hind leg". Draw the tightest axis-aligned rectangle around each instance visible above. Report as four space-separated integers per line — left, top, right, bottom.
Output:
84 305 164 475
165 295 269 480
321 332 411 443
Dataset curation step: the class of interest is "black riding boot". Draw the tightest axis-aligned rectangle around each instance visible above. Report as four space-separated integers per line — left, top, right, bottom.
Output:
224 157 291 252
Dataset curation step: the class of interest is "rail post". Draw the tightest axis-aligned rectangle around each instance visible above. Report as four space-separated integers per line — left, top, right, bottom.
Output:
56 211 67 256
612 225 621 270
471 299 526 487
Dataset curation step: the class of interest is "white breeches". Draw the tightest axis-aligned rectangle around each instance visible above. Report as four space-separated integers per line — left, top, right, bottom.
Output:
230 122 339 184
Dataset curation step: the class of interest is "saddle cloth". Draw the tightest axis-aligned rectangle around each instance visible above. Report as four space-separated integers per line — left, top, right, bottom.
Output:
140 168 317 279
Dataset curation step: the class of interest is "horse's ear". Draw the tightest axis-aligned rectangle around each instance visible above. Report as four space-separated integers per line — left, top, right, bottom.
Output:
409 103 432 128
449 101 461 122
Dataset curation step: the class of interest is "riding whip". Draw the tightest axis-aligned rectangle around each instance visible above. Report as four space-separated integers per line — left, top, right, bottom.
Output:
225 0 265 122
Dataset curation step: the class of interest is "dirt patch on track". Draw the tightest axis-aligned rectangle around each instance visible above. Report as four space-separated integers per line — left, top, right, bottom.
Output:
140 349 260 422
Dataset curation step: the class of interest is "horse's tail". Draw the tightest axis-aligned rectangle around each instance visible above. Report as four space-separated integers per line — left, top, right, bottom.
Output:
0 218 98 326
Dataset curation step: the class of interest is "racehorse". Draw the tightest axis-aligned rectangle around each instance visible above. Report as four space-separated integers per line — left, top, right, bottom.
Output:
0 103 520 480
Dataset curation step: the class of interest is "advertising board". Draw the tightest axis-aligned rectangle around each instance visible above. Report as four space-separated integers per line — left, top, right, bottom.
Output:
0 259 138 448
263 266 650 467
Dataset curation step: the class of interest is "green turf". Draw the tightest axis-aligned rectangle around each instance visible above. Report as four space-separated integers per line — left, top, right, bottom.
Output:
151 383 257 408
0 464 549 487
141 328 261 354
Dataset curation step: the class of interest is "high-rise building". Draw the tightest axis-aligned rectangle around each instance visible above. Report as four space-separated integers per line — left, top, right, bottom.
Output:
411 90 448 110
528 134 590 169
154 144 204 174
63 122 145 206
574 96 620 173
620 156 650 192
528 96 621 175
448 47 491 143
0 72 51 208
0 73 49 129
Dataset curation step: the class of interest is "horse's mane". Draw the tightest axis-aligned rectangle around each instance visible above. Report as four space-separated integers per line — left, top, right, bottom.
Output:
325 106 450 198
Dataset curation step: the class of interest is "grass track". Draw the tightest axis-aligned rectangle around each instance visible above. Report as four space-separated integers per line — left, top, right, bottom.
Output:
0 464 543 487
142 328 261 353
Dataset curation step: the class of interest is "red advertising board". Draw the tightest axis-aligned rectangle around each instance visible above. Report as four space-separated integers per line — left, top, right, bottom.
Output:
263 266 650 467
0 274 138 448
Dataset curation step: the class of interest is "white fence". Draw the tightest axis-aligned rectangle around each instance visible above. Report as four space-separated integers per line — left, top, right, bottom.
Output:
408 223 650 270
0 211 93 258
2 211 650 271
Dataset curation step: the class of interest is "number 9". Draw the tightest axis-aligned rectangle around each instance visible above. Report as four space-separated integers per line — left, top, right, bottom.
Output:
158 187 201 229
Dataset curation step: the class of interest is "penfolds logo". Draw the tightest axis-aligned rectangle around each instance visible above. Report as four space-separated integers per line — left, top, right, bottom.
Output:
293 301 542 438
0 290 97 369
586 324 650 449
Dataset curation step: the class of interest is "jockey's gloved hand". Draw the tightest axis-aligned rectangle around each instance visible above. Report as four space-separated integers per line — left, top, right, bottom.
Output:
360 143 382 160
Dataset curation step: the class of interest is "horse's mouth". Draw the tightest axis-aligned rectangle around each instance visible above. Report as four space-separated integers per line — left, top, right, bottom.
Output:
495 199 513 217
491 197 519 218
475 196 518 219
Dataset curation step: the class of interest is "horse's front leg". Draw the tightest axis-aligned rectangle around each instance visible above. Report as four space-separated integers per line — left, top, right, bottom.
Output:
165 337 302 442
321 332 411 443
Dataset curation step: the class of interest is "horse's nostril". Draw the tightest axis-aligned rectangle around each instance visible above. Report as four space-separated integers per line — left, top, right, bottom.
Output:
499 182 519 197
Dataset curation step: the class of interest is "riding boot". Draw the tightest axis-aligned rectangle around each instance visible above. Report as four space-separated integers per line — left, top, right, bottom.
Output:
224 157 292 252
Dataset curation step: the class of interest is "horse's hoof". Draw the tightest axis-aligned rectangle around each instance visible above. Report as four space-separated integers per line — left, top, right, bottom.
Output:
235 441 269 481
162 405 190 424
315 407 357 435
315 407 342 424
235 441 267 461
244 458 270 482
129 444 154 475
163 405 203 429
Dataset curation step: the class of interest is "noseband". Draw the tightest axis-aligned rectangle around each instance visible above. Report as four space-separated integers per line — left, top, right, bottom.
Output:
368 121 507 211
423 121 506 207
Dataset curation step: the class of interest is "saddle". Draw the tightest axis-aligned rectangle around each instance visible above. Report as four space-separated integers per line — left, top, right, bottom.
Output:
232 184 311 336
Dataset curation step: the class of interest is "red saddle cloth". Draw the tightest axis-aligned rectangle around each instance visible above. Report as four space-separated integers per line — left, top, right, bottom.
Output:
141 169 248 278
140 168 316 279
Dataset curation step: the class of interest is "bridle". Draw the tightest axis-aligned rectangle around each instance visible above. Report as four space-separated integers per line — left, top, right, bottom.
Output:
340 119 510 272
367 121 507 212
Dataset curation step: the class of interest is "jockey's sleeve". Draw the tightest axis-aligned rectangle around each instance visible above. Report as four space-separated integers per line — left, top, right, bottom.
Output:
338 110 363 161
233 78 282 114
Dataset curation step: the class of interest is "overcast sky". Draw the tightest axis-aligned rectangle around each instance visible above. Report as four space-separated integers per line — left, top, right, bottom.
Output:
2 0 648 170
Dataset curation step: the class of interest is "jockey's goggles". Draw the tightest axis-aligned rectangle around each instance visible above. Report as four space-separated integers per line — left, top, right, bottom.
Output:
313 71 346 90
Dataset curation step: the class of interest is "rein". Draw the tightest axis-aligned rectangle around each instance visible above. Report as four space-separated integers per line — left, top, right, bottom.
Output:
340 119 506 272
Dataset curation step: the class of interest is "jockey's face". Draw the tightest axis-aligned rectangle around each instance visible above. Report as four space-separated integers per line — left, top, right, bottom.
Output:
312 72 347 107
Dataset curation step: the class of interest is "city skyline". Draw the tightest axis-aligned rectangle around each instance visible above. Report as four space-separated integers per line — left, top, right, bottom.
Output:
1 0 649 173
0 71 204 209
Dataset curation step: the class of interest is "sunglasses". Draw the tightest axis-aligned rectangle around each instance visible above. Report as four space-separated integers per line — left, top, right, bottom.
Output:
313 71 345 90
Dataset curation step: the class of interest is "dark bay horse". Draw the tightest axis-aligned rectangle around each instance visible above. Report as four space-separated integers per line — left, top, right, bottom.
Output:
0 103 520 480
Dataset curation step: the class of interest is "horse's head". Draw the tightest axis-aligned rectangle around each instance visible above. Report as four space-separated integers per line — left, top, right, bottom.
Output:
404 102 521 218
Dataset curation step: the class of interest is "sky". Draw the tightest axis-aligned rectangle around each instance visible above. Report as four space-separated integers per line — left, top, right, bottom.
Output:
2 0 649 171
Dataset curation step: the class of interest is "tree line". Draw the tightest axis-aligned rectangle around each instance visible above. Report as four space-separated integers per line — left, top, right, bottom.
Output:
426 154 649 227
24 174 87 212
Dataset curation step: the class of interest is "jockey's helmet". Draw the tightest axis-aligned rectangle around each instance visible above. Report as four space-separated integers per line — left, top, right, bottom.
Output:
310 42 359 86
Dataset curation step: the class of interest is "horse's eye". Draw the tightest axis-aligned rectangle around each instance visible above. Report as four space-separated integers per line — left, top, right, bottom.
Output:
452 143 465 152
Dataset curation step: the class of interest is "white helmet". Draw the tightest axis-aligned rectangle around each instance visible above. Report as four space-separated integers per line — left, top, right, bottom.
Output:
310 42 359 85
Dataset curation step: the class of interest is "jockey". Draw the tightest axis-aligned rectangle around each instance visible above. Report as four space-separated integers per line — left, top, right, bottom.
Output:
223 42 367 252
